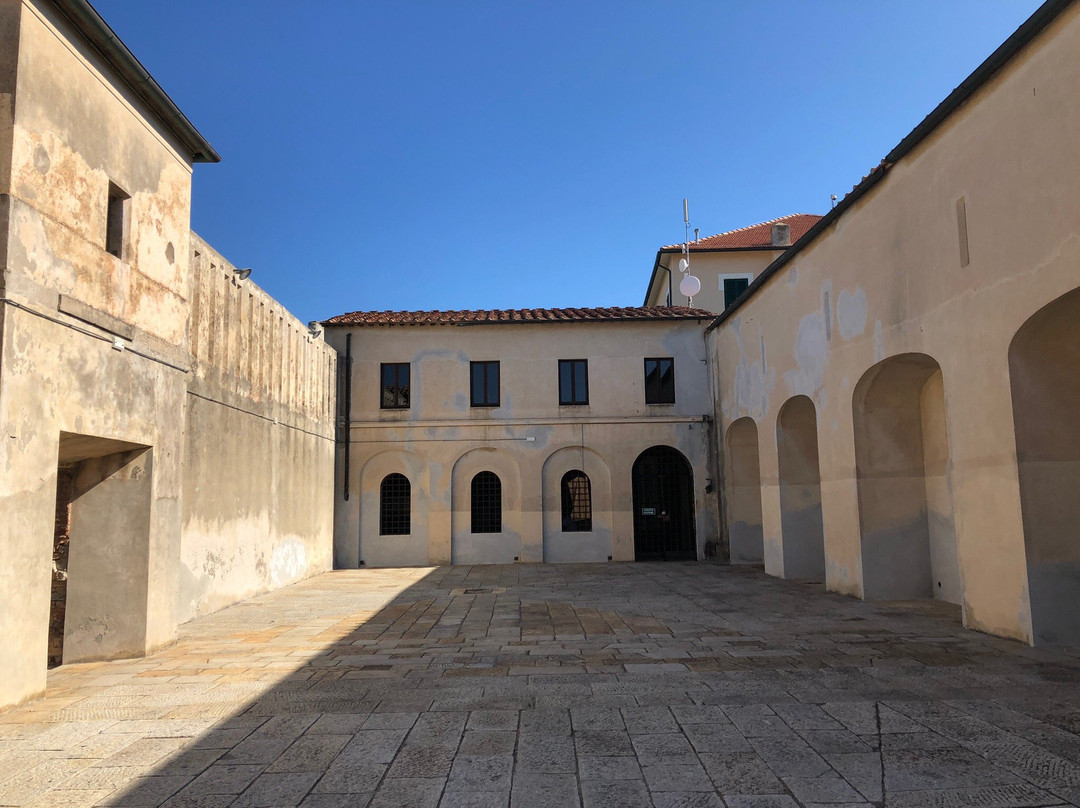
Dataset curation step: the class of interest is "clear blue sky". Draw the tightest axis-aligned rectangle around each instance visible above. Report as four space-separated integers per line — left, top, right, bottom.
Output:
93 1 1044 323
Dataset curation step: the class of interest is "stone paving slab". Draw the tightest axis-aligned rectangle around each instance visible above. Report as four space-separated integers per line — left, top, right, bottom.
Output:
1 563 1079 807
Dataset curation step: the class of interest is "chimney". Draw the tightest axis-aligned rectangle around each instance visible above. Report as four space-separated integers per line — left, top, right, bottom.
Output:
770 222 791 247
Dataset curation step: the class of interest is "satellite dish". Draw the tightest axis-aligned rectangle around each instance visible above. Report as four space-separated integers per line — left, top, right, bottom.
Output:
678 258 689 273
679 274 701 298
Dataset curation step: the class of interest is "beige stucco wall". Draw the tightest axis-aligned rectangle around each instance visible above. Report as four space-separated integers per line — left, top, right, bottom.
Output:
709 2 1080 644
0 0 195 707
324 319 720 567
0 1 337 709
180 236 336 622
646 249 783 311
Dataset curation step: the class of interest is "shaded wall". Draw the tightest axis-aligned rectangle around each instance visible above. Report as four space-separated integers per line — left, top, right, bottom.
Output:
181 236 336 621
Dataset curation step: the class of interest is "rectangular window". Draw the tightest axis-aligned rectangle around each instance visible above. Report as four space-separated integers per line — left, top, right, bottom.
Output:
723 277 750 309
558 359 589 405
470 361 500 407
644 357 675 404
105 182 130 259
380 363 410 409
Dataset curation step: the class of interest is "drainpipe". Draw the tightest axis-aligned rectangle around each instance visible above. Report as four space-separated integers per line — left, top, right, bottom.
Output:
342 332 352 501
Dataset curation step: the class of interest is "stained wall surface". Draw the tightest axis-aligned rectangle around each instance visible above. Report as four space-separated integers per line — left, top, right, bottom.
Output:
708 2 1080 644
181 236 336 622
0 0 336 709
0 0 195 706
324 319 720 567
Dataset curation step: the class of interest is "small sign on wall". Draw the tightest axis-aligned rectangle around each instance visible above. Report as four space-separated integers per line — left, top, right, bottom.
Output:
641 507 656 516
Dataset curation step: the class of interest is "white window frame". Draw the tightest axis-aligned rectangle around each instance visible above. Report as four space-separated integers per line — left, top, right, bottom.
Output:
719 273 754 307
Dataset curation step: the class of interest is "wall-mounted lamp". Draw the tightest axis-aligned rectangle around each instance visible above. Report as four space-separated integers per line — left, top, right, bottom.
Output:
234 267 252 281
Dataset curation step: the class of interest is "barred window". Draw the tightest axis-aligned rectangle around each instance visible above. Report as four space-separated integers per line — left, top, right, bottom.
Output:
561 470 592 532
471 471 502 533
379 473 410 535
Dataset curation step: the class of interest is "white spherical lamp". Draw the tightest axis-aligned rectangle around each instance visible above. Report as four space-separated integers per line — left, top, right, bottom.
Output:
679 274 701 298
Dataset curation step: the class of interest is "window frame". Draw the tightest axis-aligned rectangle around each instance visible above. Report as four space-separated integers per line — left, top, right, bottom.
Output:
560 469 593 532
720 273 753 309
105 182 130 259
644 357 676 405
378 473 411 536
470 471 502 533
380 362 411 409
558 359 589 406
470 361 500 408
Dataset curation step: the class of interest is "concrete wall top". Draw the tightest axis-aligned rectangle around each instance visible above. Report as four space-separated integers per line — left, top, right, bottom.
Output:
188 233 337 438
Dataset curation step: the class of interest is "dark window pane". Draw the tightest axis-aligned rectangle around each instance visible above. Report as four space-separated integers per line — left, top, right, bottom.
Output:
574 361 588 403
645 357 675 404
487 363 499 405
724 277 750 309
471 362 485 406
471 471 502 533
381 363 410 409
559 361 572 403
379 473 410 535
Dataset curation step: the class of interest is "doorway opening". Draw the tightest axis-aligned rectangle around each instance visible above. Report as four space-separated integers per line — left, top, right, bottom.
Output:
632 445 695 560
50 433 152 668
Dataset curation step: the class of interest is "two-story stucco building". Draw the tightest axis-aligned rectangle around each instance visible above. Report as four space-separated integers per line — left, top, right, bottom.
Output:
643 214 822 313
322 307 721 568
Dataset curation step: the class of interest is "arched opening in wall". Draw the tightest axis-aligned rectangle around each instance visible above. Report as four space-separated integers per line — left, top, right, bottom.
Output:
561 470 592 532
1010 288 1080 645
379 473 410 536
471 471 502 534
776 396 826 579
853 354 960 603
725 418 763 565
632 446 695 561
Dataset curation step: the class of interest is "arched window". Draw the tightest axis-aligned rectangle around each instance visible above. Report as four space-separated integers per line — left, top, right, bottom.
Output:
379 473 410 535
561 470 592 532
471 471 502 533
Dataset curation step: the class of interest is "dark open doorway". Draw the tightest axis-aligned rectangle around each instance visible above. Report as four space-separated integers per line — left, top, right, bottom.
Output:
632 445 696 560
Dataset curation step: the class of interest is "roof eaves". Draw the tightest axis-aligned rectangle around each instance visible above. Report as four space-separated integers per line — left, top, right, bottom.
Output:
48 0 221 163
705 0 1074 334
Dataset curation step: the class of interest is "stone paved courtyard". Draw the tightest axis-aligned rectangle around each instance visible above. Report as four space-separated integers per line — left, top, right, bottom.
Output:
2 563 1080 808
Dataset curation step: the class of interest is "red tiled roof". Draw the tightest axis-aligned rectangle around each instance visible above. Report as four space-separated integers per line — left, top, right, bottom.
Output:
661 213 822 251
323 305 715 327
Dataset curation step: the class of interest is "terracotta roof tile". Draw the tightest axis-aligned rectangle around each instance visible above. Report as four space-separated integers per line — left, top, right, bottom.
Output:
661 213 822 251
323 305 715 327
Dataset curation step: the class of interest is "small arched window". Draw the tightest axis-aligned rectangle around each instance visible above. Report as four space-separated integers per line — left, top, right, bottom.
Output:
379 473 411 535
471 471 502 534
561 470 592 532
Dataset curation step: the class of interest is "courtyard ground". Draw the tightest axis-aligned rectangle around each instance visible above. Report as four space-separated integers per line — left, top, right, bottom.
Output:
2 563 1080 808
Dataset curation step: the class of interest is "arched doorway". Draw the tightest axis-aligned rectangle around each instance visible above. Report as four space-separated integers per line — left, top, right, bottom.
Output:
632 446 695 560
776 396 826 579
1010 288 1080 645
852 354 960 602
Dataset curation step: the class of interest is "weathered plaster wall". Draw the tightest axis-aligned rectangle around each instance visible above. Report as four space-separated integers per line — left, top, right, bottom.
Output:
181 236 335 621
324 319 719 567
709 3 1080 644
0 0 194 707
